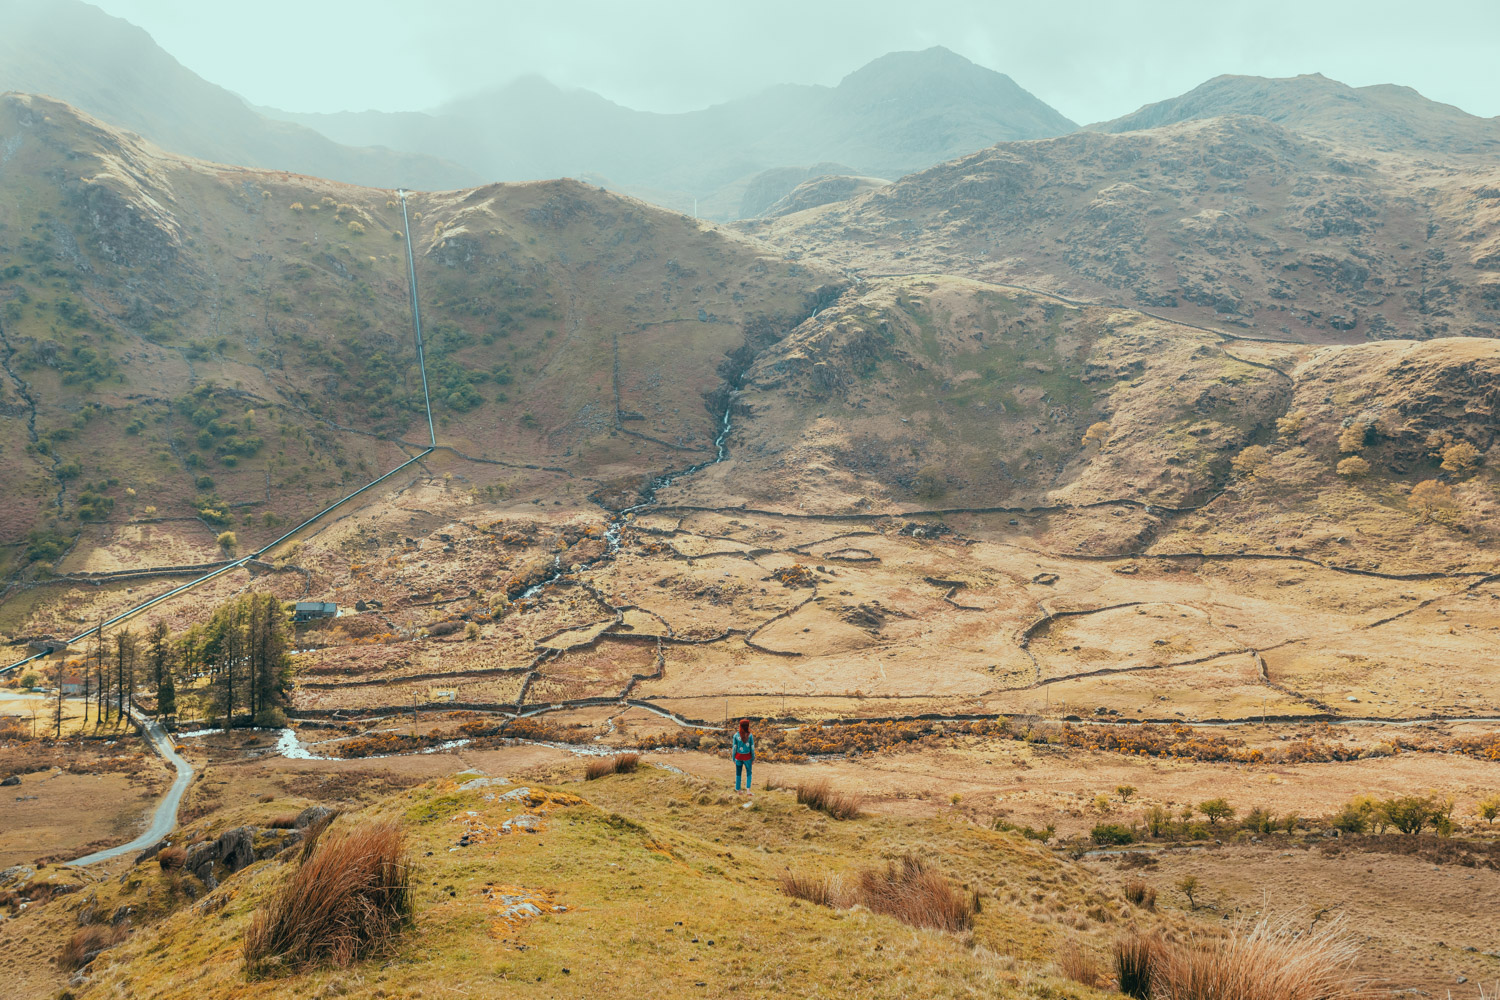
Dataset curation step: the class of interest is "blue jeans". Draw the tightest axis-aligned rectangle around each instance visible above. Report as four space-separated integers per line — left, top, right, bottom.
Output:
735 759 753 790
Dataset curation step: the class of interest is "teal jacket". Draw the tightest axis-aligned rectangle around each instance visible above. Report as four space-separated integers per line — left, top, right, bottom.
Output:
732 732 756 761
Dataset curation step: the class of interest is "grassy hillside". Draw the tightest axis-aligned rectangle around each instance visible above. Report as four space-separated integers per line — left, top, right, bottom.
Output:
0 94 836 591
34 765 1141 999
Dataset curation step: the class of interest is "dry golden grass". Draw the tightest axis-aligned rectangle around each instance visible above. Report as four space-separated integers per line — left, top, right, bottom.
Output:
777 853 975 934
244 820 412 973
1124 879 1157 910
1126 914 1366 1000
795 779 864 820
297 809 339 862
778 869 846 908
851 854 976 933
60 924 126 970
1057 936 1110 989
265 814 300 830
156 845 187 871
585 753 642 780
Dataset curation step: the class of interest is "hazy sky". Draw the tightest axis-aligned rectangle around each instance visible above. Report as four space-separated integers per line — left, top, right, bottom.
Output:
91 0 1500 122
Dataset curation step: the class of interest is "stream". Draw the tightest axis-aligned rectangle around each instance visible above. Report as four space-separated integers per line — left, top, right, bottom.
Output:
519 396 737 601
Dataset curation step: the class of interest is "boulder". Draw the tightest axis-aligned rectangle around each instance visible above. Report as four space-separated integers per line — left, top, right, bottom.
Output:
0 865 33 888
184 842 217 890
213 827 255 874
0 775 20 787
294 805 334 829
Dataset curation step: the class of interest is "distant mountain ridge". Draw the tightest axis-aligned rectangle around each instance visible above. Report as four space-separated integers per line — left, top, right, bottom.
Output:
1093 72 1500 157
264 46 1078 218
0 0 479 190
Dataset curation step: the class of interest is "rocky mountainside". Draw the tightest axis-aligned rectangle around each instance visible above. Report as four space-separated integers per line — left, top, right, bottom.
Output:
745 115 1500 342
1094 72 1500 158
0 0 477 190
3 92 1499 605
266 47 1077 218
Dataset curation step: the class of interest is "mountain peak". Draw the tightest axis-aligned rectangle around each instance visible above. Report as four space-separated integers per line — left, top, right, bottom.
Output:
1093 72 1499 155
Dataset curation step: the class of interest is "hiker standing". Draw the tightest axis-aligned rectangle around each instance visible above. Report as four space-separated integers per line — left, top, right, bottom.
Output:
732 718 756 792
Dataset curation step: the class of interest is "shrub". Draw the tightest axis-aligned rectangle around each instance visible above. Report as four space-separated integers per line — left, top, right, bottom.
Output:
1127 913 1365 1000
1242 806 1277 834
1199 798 1234 825
1231 445 1269 475
266 814 300 830
1478 794 1500 825
244 820 411 972
994 818 1054 842
1337 422 1370 453
584 753 641 780
1275 409 1306 438
1380 795 1439 835
1177 874 1201 909
60 925 126 970
217 530 238 553
1091 822 1135 845
1123 879 1156 909
1441 441 1480 474
851 854 975 932
157 845 187 870
1331 797 1375 834
1410 479 1455 519
1336 456 1370 477
1145 804 1171 837
795 780 863 820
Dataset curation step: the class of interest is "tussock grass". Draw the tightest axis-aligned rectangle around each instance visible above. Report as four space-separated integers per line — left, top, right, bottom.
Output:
778 870 846 908
244 820 412 973
60 924 126 970
1124 879 1156 909
266 814 300 829
1057 936 1109 988
777 854 975 933
795 779 863 820
156 845 187 871
1115 930 1156 999
852 855 975 933
298 808 340 862
585 753 641 780
1116 914 1366 1000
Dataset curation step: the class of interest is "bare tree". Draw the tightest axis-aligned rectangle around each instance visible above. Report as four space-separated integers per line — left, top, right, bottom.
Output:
52 658 66 739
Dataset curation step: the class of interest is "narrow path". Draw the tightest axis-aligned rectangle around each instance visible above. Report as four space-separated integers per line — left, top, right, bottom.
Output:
68 710 193 866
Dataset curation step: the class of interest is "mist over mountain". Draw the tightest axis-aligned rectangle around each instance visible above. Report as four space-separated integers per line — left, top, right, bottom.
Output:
0 0 479 190
264 46 1077 218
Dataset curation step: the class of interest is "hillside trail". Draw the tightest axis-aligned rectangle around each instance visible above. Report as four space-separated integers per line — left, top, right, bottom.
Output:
66 709 192 866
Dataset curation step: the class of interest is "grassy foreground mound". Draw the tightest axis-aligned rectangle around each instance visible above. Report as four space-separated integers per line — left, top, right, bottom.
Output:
59 766 1156 999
